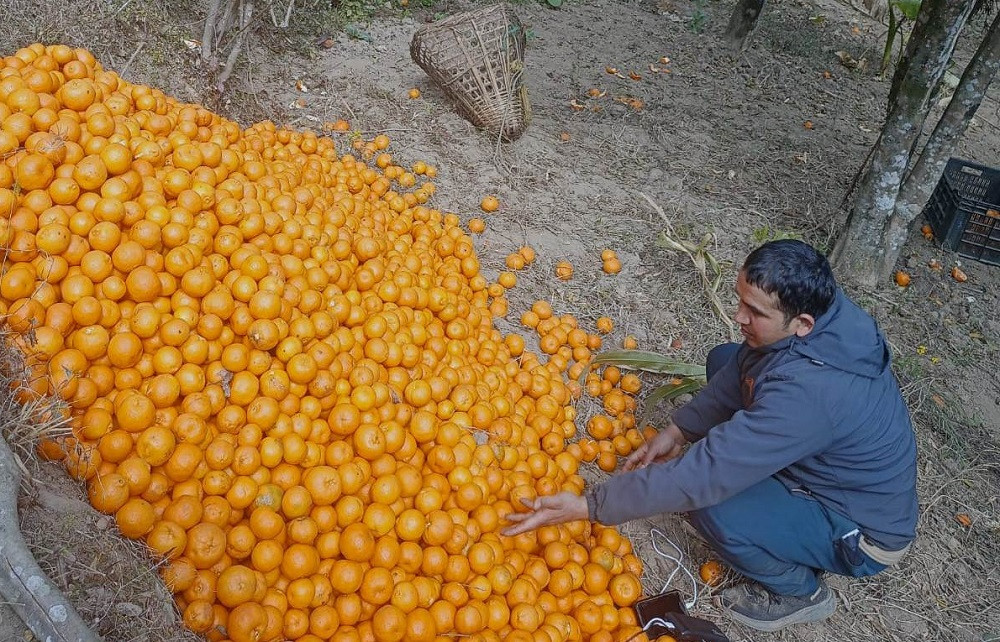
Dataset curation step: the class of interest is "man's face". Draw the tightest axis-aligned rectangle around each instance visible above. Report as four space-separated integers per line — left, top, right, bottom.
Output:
734 272 813 348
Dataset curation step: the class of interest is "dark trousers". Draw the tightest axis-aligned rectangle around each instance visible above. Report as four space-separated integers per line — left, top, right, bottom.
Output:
688 344 886 596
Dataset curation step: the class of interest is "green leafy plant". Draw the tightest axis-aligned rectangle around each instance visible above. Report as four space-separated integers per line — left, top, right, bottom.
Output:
881 0 921 77
582 350 706 430
336 0 379 25
688 0 708 34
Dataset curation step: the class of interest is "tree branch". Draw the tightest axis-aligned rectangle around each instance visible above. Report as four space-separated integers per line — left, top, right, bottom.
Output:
201 0 222 64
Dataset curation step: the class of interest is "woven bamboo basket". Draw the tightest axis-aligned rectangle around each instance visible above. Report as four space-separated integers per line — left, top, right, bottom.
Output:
410 4 531 141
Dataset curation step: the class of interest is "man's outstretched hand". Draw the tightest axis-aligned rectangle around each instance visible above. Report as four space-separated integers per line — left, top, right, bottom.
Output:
501 492 589 537
622 422 686 472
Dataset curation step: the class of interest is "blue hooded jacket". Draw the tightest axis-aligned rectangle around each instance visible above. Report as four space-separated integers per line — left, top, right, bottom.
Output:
586 289 918 551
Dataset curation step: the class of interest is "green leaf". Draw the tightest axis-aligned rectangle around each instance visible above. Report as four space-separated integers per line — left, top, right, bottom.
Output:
637 378 704 430
587 350 707 377
546 0 563 7
344 24 373 42
891 0 921 20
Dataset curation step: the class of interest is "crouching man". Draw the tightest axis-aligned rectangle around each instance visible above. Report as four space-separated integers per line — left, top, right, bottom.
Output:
504 240 917 632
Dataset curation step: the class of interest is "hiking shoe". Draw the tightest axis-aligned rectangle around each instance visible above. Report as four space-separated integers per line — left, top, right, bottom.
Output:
716 580 837 632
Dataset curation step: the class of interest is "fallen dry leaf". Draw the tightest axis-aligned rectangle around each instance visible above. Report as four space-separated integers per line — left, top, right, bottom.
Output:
835 50 863 70
292 98 307 109
295 80 309 93
613 96 644 110
928 259 942 271
569 99 586 111
804 120 815 130
931 394 945 408
586 88 606 98
605 66 618 74
659 56 670 64
649 64 662 73
851 25 862 35
628 71 642 81
822 70 832 79
951 266 968 282
559 132 571 142
955 513 972 528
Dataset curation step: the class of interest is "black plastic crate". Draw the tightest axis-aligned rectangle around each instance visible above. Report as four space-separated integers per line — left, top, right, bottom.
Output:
922 158 1000 266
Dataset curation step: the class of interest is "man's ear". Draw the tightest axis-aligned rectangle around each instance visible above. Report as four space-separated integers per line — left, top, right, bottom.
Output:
792 314 816 337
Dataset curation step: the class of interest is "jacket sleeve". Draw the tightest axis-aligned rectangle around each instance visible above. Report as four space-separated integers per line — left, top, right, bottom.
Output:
671 349 743 442
587 373 834 525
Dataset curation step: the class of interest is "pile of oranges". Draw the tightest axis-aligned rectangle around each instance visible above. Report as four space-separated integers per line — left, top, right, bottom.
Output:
0 44 650 642
517 302 651 474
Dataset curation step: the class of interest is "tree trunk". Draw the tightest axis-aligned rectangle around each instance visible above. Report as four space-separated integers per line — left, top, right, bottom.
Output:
724 0 767 51
882 11 1000 273
831 0 976 287
0 437 101 642
202 0 222 64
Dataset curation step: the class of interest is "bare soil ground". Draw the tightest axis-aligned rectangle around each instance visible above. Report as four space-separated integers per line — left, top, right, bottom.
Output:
0 0 998 640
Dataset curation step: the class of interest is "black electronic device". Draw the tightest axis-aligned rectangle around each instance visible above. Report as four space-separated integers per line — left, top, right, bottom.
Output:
634 591 730 642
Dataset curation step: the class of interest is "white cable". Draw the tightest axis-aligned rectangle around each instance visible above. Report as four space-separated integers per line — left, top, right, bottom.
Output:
648 527 700 610
644 616 674 630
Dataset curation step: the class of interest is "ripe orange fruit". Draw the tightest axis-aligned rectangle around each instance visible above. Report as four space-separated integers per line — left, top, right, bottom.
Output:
407 88 421 99
505 252 525 270
480 196 499 212
699 559 725 587
609 572 642 606
555 260 573 280
894 271 911 287
596 316 614 333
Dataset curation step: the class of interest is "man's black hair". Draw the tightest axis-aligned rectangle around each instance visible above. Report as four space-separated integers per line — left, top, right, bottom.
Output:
742 240 837 322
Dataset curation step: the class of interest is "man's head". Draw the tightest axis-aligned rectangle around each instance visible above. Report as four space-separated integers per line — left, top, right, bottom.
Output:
735 240 837 348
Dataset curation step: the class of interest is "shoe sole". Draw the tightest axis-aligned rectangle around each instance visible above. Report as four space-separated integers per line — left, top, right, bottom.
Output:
718 593 837 633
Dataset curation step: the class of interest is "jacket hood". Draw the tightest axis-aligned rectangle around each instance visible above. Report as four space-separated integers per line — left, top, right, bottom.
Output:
756 289 889 378
791 289 889 378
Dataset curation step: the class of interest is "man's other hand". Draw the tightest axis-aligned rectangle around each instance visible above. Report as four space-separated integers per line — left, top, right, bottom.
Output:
622 422 686 472
501 492 588 536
